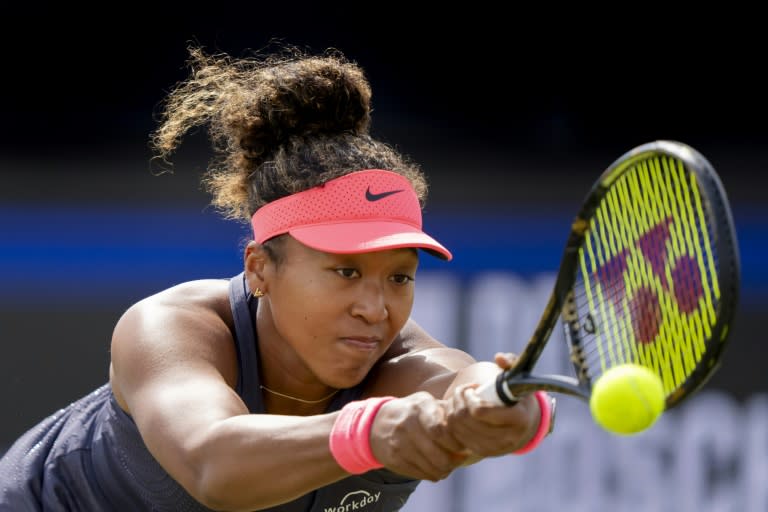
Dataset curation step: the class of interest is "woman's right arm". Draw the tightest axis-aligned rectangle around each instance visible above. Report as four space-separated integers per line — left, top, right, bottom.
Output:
110 281 347 511
109 281 465 511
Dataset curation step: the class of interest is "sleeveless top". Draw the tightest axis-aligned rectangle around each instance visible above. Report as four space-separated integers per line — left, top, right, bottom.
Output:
0 273 420 511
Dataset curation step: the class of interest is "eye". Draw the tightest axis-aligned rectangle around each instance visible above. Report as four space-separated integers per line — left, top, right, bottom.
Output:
335 268 360 279
390 274 415 285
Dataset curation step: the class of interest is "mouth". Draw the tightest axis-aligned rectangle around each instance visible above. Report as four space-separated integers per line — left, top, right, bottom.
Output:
339 336 381 352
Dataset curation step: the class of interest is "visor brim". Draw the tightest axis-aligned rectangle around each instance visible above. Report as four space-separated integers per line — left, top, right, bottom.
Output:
289 221 452 261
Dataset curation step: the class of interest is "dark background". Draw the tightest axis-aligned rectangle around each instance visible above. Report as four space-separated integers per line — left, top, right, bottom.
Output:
1 6 766 449
3 6 767 159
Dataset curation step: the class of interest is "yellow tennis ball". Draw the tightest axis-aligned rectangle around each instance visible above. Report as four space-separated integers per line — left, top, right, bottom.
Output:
589 364 665 435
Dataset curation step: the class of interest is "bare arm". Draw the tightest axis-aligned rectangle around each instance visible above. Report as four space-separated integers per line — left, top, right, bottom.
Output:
365 318 510 399
110 281 347 511
111 288 541 510
366 319 542 464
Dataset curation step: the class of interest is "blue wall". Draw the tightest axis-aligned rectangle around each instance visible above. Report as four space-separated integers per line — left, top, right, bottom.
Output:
2 204 765 306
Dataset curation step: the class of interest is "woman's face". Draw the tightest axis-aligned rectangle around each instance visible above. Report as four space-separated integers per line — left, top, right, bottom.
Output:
247 237 418 390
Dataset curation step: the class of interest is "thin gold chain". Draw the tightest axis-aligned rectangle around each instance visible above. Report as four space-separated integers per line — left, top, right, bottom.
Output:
259 385 340 404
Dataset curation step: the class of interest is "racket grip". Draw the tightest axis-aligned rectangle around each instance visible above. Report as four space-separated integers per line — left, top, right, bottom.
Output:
476 372 518 406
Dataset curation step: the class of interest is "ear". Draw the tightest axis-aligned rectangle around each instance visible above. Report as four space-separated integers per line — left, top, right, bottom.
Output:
244 241 270 294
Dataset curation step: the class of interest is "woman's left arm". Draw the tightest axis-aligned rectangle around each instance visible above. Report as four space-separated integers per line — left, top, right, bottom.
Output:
365 318 505 398
365 318 545 461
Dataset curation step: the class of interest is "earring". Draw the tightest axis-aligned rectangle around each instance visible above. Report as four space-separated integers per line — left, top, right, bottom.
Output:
252 287 265 298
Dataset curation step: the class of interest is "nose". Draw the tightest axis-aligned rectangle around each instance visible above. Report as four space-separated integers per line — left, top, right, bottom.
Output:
350 280 389 324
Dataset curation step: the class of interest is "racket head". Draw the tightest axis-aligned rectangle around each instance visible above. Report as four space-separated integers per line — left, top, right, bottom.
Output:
559 140 741 409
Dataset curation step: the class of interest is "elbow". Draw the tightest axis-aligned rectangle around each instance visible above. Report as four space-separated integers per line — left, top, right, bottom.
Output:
178 434 251 511
192 485 227 511
189 452 279 512
173 423 280 511
190 461 248 512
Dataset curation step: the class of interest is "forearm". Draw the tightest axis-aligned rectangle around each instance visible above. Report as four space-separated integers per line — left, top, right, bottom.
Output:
188 413 344 511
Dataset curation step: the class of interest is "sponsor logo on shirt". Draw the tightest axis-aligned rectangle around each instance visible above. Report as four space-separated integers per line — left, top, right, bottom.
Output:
324 490 382 511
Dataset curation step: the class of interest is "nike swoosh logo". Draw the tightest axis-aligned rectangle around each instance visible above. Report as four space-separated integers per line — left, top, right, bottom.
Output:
365 187 404 201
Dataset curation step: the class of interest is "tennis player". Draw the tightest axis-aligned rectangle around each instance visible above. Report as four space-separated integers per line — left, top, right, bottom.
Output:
0 46 554 511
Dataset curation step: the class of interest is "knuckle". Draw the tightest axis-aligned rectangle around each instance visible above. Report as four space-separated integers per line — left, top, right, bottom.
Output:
427 421 446 437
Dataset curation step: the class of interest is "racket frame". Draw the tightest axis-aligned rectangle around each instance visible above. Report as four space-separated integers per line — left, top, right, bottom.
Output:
490 140 740 409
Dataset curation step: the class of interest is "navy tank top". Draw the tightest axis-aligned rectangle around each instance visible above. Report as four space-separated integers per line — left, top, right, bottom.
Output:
0 274 419 511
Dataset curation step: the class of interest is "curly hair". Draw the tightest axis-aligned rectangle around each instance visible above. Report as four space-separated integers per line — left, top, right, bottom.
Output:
150 45 428 223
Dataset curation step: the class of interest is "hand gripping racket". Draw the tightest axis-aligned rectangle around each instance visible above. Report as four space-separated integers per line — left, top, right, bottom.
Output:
476 140 741 412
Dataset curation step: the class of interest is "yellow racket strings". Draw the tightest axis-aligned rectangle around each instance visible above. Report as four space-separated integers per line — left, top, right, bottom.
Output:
575 155 720 395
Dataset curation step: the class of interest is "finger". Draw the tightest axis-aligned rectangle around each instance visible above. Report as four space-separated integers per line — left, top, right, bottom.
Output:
468 388 538 425
379 394 468 480
375 423 458 481
396 435 465 482
447 387 536 455
493 352 519 370
418 396 468 456
444 388 504 449
450 396 526 452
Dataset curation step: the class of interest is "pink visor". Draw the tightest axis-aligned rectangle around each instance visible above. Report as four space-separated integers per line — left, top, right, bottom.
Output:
251 169 452 260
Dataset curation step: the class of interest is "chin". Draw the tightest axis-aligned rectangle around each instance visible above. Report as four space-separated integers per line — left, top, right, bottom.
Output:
324 366 371 390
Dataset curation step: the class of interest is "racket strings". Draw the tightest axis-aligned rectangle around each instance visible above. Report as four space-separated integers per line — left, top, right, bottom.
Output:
571 155 721 395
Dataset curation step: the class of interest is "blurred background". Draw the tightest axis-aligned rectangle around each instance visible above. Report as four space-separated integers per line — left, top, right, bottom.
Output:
1 5 766 511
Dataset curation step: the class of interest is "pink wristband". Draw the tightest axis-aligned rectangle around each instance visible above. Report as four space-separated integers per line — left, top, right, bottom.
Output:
329 396 396 474
512 391 553 455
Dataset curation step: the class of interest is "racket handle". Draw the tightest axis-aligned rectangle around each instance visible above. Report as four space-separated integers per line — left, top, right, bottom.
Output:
476 372 519 406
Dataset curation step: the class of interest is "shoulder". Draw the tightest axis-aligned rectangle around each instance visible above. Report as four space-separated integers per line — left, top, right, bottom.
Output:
364 318 477 398
117 278 235 354
117 278 233 330
385 318 474 365
110 279 238 394
138 278 232 311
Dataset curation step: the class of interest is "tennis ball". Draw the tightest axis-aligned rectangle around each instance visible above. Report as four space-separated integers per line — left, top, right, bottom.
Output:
589 364 665 435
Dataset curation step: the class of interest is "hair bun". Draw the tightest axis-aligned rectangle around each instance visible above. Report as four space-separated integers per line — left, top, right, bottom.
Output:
261 56 372 142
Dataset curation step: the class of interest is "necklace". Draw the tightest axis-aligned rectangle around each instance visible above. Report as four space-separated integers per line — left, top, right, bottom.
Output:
260 385 340 404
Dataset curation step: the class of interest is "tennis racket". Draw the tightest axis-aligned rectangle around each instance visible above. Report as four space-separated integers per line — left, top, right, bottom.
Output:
476 140 740 411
